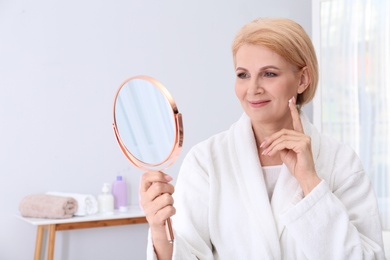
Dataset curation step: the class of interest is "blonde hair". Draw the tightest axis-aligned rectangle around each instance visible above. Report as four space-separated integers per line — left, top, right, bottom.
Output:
232 18 318 106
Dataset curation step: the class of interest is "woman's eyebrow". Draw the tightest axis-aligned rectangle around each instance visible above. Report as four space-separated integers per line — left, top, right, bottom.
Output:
235 65 281 71
259 65 281 70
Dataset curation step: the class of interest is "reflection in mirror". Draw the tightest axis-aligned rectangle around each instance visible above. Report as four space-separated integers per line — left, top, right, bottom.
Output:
114 78 175 165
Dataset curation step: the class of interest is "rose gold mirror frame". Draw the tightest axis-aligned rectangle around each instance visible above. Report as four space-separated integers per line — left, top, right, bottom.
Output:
112 75 183 243
112 75 183 171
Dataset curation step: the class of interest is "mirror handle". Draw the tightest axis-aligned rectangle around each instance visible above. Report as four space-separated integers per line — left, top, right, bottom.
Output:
166 218 174 243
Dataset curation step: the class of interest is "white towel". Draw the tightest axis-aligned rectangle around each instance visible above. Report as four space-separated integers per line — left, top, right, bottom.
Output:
46 192 98 216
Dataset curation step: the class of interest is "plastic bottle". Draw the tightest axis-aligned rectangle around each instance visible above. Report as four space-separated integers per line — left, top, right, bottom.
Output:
112 175 128 212
98 183 114 214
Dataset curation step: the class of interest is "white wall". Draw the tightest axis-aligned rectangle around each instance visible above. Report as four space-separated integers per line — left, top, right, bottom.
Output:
0 0 312 259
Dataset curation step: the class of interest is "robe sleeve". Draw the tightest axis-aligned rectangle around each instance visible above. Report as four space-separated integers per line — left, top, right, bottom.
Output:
146 147 215 260
280 151 385 259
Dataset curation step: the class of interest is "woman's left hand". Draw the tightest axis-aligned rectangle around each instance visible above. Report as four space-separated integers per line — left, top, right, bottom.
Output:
260 96 321 195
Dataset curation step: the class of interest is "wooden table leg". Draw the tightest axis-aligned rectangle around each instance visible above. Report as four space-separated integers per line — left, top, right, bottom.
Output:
47 224 56 260
34 225 45 260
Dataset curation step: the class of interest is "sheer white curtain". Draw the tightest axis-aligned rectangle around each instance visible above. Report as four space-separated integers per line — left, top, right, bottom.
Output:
315 0 390 229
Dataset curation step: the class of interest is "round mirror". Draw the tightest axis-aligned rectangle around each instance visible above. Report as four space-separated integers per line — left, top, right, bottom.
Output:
113 75 183 243
113 75 183 171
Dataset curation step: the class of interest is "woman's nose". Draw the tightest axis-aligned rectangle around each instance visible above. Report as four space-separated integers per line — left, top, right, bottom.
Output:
247 79 264 94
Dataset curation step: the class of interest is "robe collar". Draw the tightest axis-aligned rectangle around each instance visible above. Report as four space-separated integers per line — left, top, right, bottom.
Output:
230 112 321 256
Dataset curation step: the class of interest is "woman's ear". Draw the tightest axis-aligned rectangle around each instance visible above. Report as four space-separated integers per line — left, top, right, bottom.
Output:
297 67 310 94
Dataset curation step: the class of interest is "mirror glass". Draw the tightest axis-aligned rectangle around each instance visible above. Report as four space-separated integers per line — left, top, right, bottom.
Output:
112 75 183 171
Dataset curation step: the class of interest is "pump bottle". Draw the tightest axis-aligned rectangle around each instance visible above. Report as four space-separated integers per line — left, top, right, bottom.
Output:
112 175 128 211
98 183 114 214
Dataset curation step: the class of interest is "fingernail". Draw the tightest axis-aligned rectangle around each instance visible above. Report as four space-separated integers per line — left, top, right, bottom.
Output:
288 96 296 106
261 149 268 155
259 141 265 148
164 175 173 182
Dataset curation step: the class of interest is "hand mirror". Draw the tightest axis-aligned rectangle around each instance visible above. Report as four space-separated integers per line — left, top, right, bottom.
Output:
112 75 183 243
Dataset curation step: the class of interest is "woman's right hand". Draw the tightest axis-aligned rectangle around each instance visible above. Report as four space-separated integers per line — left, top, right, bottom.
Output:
139 171 175 244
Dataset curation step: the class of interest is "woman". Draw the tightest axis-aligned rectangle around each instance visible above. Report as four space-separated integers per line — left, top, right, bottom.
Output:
140 18 385 259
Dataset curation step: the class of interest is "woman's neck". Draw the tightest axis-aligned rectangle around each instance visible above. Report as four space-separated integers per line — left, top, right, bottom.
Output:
252 119 293 146
252 117 294 166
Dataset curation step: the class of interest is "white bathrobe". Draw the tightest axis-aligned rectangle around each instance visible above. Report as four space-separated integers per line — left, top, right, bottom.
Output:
147 113 385 259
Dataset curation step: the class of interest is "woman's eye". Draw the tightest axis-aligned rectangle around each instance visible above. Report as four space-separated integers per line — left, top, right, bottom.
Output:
264 72 277 77
237 72 249 79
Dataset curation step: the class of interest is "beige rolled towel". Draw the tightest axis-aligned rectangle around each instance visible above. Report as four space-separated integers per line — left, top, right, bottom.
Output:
19 194 78 219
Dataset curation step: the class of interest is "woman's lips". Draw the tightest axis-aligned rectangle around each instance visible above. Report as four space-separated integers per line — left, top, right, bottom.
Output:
249 100 270 108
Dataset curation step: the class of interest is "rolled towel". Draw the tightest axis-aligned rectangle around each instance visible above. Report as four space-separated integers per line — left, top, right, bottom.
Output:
46 192 98 216
19 194 78 219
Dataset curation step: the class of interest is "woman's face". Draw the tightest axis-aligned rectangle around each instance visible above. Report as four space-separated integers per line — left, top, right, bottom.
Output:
234 44 306 126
